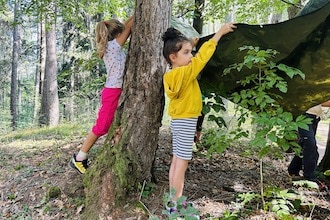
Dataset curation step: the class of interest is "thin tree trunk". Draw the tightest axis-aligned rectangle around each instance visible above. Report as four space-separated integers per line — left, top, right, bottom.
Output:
69 71 74 121
83 0 171 218
61 21 74 121
10 0 21 130
33 22 42 125
17 77 21 115
45 24 59 126
0 89 4 109
40 2 59 126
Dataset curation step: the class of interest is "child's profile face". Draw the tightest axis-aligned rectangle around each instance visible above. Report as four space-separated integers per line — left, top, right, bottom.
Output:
170 41 193 68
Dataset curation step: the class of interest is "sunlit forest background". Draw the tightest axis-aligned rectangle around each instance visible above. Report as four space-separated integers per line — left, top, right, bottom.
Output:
0 0 307 135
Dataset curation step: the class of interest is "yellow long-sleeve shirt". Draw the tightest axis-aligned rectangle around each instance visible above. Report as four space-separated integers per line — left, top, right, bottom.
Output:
163 39 217 119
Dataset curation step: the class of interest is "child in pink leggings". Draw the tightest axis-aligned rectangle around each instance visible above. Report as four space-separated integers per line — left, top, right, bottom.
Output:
70 16 133 174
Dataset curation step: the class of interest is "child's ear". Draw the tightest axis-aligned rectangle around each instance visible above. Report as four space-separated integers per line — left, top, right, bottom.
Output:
169 53 176 63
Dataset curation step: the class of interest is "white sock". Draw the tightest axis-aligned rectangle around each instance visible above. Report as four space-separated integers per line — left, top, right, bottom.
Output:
76 150 88 161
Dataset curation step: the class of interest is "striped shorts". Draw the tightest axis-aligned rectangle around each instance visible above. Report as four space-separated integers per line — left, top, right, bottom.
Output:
170 118 198 160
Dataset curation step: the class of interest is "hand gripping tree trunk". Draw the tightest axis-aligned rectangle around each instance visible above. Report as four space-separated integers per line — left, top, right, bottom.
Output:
83 0 171 218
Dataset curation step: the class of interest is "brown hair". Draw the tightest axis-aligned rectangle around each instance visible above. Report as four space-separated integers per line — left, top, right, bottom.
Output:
95 19 125 58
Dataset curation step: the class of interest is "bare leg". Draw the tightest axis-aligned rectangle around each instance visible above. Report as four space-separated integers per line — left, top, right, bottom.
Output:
71 131 99 173
171 156 189 200
80 131 98 153
169 155 177 190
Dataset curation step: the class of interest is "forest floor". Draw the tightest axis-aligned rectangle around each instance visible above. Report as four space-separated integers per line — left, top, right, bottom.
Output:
0 122 329 220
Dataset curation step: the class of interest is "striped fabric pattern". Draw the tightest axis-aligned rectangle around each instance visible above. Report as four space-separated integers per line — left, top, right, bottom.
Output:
170 118 198 160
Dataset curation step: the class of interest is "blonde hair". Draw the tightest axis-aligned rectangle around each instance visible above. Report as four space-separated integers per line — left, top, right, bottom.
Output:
95 19 125 58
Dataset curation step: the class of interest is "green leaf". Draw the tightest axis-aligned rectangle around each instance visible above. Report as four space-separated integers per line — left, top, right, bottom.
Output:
295 68 305 80
284 132 298 140
212 104 222 112
324 170 330 176
292 180 319 189
272 204 280 212
276 81 288 93
232 92 241 103
248 99 255 106
255 95 263 105
277 63 287 72
202 105 211 114
268 131 277 142
279 204 290 211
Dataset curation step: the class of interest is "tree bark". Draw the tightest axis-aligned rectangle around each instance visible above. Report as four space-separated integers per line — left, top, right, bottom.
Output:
83 0 171 218
10 0 21 130
69 71 75 121
40 2 59 126
33 22 43 125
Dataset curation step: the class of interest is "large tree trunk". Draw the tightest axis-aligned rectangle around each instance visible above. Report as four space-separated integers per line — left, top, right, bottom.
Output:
40 18 59 126
10 0 21 130
83 0 171 218
318 122 330 172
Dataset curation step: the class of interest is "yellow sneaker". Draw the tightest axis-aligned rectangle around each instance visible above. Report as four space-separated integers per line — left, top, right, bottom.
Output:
69 154 88 174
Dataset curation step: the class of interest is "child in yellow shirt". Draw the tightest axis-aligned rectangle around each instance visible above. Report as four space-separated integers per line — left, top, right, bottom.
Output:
162 23 236 203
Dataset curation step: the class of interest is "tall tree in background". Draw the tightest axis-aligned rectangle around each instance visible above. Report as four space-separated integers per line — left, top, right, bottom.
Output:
33 22 44 125
39 0 59 126
193 0 204 34
83 0 171 218
10 0 21 130
1 0 309 132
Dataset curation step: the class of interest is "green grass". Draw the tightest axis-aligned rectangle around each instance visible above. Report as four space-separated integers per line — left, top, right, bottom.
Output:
0 123 91 143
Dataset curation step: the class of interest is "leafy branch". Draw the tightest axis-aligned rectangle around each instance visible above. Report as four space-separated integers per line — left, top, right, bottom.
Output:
222 45 308 211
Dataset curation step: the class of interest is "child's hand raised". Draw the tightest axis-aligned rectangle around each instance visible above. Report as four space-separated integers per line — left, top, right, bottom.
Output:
219 22 236 35
212 22 237 43
191 37 199 47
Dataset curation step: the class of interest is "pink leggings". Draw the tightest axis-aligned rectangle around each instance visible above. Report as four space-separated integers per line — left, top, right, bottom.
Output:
92 88 122 137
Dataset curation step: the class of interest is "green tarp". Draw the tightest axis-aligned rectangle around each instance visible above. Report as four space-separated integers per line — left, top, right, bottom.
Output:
195 1 330 116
